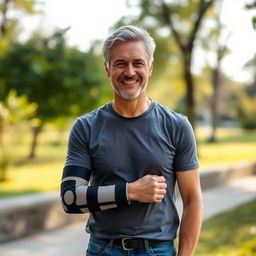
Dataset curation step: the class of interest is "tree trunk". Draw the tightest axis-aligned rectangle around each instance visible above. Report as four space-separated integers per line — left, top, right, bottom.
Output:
28 124 42 159
0 125 9 181
159 0 215 129
183 51 196 129
0 150 9 181
0 0 11 38
208 66 220 142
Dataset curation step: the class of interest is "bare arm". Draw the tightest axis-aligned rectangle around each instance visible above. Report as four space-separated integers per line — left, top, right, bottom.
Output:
176 168 203 256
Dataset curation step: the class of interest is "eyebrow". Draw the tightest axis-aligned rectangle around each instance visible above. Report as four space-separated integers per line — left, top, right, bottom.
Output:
113 59 126 64
113 58 146 64
134 59 146 63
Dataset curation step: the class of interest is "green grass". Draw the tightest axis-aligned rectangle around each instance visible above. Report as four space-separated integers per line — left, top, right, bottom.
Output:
197 128 256 168
0 128 66 198
0 162 63 198
198 142 256 168
196 199 256 256
0 127 255 199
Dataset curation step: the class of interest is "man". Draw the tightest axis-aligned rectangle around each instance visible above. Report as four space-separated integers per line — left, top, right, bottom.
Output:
61 25 203 256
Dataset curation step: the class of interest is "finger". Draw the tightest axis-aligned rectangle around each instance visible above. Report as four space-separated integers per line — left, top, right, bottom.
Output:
157 183 167 189
156 189 167 195
156 194 166 202
155 194 165 201
153 175 166 182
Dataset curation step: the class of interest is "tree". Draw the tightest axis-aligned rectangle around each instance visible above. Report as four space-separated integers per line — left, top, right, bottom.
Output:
236 55 256 130
0 90 37 181
0 101 9 180
123 0 215 128
199 0 230 142
0 29 109 158
246 0 256 29
0 0 41 51
236 93 256 130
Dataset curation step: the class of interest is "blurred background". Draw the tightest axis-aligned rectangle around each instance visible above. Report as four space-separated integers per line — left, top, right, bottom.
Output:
0 0 256 255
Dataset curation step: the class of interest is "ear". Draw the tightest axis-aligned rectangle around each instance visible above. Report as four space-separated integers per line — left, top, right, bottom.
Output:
148 61 154 77
104 62 110 78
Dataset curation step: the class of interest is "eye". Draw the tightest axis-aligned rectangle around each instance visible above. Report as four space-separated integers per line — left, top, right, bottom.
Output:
134 61 144 67
114 61 125 67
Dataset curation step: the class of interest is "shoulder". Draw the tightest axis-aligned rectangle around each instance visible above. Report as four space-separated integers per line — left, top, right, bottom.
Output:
70 103 110 135
154 102 188 127
153 102 195 144
78 103 109 124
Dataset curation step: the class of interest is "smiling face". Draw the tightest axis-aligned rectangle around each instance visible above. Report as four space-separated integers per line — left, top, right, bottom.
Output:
104 41 154 100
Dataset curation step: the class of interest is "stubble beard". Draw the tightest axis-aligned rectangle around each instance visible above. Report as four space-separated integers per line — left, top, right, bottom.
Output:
111 75 147 100
111 83 146 100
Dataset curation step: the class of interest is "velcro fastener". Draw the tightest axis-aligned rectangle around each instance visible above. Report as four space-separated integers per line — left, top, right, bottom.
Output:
87 186 101 212
115 183 128 207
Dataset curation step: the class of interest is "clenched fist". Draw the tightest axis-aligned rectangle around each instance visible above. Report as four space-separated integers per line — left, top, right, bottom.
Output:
128 175 167 203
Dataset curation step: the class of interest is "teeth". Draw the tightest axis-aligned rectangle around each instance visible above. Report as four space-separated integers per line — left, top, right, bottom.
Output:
124 80 137 84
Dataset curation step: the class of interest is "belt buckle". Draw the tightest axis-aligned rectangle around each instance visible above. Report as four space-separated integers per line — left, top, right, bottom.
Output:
121 238 133 250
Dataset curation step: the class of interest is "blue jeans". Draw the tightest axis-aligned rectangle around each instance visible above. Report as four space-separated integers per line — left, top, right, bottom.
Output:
86 236 177 256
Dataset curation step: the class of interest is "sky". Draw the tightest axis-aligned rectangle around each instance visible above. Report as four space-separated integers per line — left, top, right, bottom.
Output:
20 0 256 83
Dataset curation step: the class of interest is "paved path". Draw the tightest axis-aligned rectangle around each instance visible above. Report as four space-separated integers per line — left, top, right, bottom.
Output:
0 176 255 256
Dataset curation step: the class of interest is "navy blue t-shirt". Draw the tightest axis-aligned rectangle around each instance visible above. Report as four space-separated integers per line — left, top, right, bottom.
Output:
65 101 199 240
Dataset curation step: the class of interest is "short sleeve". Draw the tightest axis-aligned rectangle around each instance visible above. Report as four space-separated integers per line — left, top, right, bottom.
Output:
65 118 92 169
173 117 199 171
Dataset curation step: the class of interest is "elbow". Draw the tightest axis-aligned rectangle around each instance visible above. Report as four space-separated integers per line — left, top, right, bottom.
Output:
60 198 71 214
193 192 203 213
198 192 204 213
183 192 203 213
60 189 88 214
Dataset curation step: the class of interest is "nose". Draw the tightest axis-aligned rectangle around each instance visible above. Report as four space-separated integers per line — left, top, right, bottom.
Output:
124 63 136 77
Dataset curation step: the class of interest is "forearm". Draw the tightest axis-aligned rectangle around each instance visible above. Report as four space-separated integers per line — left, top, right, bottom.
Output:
61 167 167 214
60 165 129 214
177 199 203 256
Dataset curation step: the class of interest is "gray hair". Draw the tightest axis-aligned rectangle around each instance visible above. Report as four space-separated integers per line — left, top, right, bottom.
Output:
102 25 156 66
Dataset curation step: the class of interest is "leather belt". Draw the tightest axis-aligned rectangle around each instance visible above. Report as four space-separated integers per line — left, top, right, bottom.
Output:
104 238 168 250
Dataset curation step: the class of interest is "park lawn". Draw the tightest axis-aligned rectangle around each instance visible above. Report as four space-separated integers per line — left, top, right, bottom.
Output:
197 128 256 167
196 199 256 256
198 142 256 168
0 161 63 198
0 128 256 199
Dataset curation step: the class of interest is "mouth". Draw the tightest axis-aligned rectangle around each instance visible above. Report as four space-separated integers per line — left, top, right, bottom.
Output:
122 79 139 85
120 75 140 86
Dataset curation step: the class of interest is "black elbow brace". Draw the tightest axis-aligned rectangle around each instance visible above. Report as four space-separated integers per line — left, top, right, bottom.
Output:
61 180 83 214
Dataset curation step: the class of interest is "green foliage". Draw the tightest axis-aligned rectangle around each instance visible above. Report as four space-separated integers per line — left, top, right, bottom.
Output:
196 199 256 255
0 89 37 135
0 29 110 158
0 28 109 123
0 0 41 52
235 89 256 130
4 90 37 125
246 0 256 29
0 102 9 126
0 90 37 181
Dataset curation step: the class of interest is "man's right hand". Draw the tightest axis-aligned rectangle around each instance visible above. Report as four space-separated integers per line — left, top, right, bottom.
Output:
127 175 167 203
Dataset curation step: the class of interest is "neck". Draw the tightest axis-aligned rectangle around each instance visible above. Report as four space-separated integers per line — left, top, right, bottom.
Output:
112 94 151 118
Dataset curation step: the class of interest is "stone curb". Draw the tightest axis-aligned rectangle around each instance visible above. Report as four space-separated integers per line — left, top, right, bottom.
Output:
0 160 255 243
200 161 256 190
0 192 86 243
